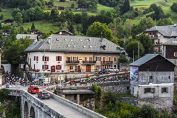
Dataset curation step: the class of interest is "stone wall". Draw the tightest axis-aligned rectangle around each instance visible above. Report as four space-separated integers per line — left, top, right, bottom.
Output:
99 81 130 93
138 97 173 111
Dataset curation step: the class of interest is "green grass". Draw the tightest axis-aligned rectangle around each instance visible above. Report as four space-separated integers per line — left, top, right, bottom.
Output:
0 8 13 21
73 11 96 16
97 4 114 13
54 1 77 8
131 0 177 22
21 20 59 33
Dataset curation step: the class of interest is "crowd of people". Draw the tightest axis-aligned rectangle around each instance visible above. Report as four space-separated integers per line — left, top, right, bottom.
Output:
4 72 29 86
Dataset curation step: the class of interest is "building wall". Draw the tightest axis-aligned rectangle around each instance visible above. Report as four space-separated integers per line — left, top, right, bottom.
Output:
138 71 174 84
146 32 170 53
27 52 65 72
27 52 119 73
64 53 119 72
164 45 177 59
138 85 174 99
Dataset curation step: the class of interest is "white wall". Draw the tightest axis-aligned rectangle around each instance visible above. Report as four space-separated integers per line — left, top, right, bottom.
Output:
138 71 174 84
138 85 174 99
27 52 65 72
2 64 11 73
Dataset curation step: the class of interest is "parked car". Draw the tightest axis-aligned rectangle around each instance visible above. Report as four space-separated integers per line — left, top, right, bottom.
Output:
38 91 50 99
28 85 39 94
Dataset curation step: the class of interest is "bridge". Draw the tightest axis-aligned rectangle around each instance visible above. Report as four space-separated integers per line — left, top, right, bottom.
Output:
2 71 130 118
6 86 106 118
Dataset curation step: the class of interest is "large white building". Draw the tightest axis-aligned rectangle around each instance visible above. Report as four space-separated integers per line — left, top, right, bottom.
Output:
25 34 125 74
130 54 175 110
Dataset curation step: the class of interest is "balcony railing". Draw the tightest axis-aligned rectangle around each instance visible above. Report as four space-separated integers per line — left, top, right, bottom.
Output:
82 61 96 65
101 61 113 65
66 60 79 64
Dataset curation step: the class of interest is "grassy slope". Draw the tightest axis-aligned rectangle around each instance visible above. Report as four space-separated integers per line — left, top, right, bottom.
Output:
0 8 13 21
131 0 177 22
97 4 114 13
21 20 59 33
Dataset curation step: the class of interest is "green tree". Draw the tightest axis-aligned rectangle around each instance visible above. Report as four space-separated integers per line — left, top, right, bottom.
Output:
149 4 165 20
119 55 128 63
50 8 59 22
4 39 32 65
171 3 177 12
125 40 144 58
31 23 35 30
92 84 102 109
137 34 153 54
87 21 113 40
14 12 23 25
138 105 159 118
132 17 155 36
157 18 173 26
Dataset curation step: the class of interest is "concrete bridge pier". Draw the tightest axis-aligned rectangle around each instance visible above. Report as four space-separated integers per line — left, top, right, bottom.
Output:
21 96 51 118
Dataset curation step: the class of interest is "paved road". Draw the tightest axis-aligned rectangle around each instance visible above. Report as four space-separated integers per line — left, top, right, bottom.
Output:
43 99 89 118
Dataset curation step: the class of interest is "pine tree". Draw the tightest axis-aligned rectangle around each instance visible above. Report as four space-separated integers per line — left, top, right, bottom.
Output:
31 23 35 30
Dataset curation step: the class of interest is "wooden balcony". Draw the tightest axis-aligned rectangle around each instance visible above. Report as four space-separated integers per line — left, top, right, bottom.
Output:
82 61 96 65
66 60 79 64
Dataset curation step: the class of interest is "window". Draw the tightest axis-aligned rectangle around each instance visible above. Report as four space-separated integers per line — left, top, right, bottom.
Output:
85 57 87 61
42 65 48 70
103 57 105 61
144 88 155 94
56 65 61 70
149 76 153 79
73 57 78 61
89 57 92 61
70 66 73 70
56 56 62 61
42 56 49 61
161 87 168 93
96 57 101 61
34 56 38 61
108 57 111 61
67 57 71 61
114 57 117 62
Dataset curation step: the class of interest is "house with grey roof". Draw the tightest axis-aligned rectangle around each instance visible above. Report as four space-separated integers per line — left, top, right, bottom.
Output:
145 24 177 54
130 54 175 110
16 34 39 42
25 34 125 75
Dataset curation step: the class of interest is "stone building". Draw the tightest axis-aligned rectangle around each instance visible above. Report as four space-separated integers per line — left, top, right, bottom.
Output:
145 24 177 53
130 54 175 110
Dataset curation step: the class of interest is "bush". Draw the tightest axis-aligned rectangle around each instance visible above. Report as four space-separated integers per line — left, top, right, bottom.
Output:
171 3 177 12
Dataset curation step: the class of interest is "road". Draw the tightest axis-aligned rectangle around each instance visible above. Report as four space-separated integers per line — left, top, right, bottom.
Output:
7 85 91 118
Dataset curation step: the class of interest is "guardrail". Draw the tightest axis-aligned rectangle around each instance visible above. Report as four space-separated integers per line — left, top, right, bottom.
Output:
47 90 107 118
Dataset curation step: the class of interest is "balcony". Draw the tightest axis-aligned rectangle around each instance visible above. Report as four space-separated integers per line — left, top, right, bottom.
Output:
66 60 79 64
101 61 113 65
82 61 96 65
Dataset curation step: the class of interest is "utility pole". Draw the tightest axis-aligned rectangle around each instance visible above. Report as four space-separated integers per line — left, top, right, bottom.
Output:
138 42 140 59
133 50 134 62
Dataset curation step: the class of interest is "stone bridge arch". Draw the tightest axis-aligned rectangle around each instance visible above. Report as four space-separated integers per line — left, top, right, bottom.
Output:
30 106 35 118
24 101 29 118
